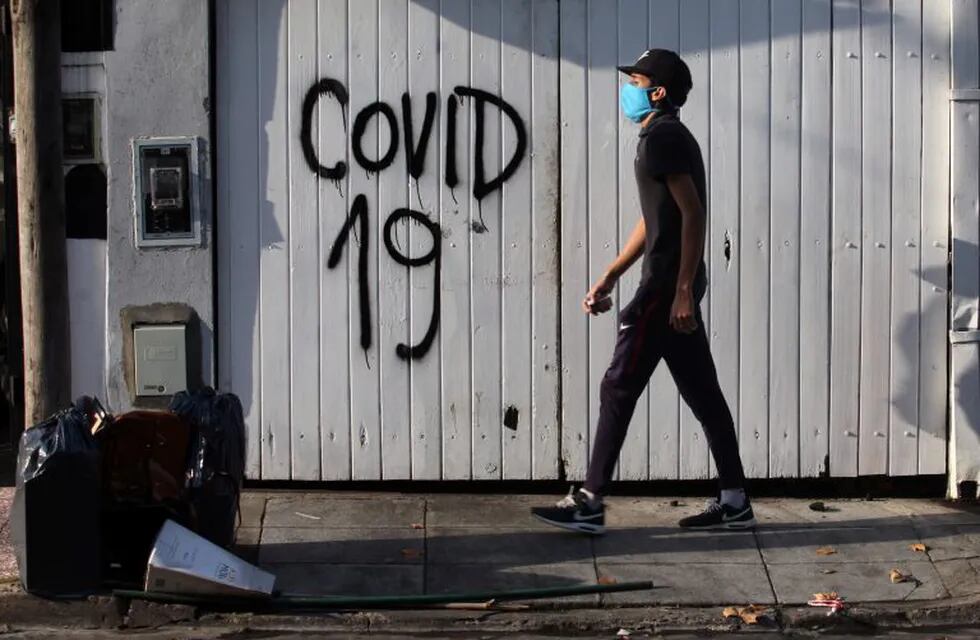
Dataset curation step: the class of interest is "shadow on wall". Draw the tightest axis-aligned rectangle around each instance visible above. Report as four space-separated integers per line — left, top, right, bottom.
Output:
892 239 978 483
433 0 895 62
892 262 948 446
218 0 286 461
949 238 980 493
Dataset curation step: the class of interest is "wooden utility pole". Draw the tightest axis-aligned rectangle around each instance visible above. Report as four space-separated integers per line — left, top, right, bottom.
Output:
10 0 69 424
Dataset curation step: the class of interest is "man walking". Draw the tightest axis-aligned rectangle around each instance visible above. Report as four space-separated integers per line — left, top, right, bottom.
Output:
532 50 754 535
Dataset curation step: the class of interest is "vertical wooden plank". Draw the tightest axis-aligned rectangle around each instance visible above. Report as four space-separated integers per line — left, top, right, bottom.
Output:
888 0 922 477
918 0 952 475
708 0 740 481
219 0 265 478
858 0 892 476
799 0 832 478
257 0 291 479
317 0 352 480
586 0 620 484
377 0 411 479
287 0 321 480
616 0 650 481
501 0 534 479
560 0 590 480
769 0 802 478
829 0 862 477
408 0 442 480
950 0 980 490
738 0 771 479
440 0 473 479
530 0 561 479
348 0 382 479
470 0 504 480
646 0 680 479
677 0 711 480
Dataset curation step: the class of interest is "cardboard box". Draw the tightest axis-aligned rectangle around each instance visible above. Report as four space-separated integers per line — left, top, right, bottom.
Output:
144 520 275 597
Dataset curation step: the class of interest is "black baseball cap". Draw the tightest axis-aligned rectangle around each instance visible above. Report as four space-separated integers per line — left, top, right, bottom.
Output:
617 49 693 106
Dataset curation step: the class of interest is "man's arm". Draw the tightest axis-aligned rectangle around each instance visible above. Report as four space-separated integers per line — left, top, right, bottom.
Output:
608 215 646 279
583 216 646 314
665 173 704 332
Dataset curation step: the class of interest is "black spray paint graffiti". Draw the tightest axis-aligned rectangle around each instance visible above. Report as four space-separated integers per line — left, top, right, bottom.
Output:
383 209 441 359
301 79 527 360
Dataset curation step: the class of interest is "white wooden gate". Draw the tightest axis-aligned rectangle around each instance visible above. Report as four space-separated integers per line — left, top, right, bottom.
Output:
217 0 952 481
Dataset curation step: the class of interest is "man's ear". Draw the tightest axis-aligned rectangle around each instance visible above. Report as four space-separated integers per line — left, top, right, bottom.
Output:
649 86 667 103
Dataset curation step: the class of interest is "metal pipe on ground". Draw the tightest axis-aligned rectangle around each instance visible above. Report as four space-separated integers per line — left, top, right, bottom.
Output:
115 580 655 610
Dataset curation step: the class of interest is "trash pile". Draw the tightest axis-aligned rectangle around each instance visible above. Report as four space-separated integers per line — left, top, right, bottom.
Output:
9 388 273 599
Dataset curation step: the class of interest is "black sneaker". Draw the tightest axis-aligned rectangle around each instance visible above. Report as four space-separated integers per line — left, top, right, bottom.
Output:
678 498 756 530
531 487 605 535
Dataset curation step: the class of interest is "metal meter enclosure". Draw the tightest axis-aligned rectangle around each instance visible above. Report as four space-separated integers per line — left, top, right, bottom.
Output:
133 324 187 397
63 94 102 164
133 137 202 247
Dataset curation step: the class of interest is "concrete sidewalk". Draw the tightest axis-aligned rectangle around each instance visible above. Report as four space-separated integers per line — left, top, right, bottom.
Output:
232 491 980 608
1 487 979 635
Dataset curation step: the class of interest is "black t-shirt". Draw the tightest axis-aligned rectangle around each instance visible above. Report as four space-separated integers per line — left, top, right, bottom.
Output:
633 113 707 298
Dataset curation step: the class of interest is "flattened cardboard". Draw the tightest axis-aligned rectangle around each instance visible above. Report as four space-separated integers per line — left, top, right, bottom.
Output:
144 520 275 597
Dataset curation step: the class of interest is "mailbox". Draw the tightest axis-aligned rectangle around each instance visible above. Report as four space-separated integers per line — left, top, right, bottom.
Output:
133 324 187 397
133 137 202 247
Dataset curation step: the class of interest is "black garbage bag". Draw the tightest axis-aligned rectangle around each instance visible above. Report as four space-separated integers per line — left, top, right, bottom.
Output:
10 407 102 597
169 387 245 549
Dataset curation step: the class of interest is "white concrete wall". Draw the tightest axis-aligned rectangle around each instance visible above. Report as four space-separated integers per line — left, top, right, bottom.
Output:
101 0 213 411
66 239 106 401
62 58 108 402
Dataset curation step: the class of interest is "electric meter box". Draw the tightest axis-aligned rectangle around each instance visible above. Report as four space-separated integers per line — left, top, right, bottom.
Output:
63 94 102 164
133 137 203 247
133 324 187 397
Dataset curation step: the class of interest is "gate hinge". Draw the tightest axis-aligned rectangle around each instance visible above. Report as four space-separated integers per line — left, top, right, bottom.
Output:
950 89 980 102
950 329 980 344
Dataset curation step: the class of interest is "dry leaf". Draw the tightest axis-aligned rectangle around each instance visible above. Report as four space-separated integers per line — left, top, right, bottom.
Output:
597 575 618 585
722 604 768 624
741 612 762 625
815 546 837 556
401 548 423 559
411 523 424 530
909 543 928 553
813 592 839 601
820 569 837 575
890 568 909 583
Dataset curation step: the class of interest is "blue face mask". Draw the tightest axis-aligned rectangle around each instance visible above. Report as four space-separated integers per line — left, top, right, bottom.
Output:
620 83 656 122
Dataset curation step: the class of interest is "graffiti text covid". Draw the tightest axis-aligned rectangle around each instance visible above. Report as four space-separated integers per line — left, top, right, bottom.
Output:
301 78 528 360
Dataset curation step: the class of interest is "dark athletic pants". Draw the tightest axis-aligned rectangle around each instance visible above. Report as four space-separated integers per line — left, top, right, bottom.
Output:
583 287 746 497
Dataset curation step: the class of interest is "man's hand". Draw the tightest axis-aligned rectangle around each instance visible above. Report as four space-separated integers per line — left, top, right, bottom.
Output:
670 288 697 333
583 274 617 315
